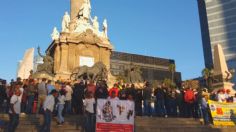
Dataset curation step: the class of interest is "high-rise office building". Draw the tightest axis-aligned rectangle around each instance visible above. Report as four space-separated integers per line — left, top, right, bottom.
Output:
198 0 236 83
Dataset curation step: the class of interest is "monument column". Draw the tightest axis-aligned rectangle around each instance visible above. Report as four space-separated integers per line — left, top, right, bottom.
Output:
70 0 84 21
59 44 69 73
54 44 61 73
70 0 84 31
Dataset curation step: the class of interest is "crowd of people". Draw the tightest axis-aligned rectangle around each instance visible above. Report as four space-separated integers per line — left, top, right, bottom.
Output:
0 77 236 131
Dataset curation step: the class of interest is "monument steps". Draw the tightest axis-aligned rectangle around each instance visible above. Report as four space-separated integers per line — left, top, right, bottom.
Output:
1 114 236 132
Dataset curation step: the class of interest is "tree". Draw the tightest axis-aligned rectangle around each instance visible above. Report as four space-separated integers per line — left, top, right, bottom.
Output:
163 78 176 88
168 64 176 85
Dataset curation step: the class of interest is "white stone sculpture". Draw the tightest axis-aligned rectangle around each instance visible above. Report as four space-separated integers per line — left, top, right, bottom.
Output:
79 0 91 22
51 27 60 40
62 12 71 32
92 16 99 33
103 19 108 38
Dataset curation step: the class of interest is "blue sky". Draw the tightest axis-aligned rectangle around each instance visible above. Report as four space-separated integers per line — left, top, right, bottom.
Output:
0 0 204 81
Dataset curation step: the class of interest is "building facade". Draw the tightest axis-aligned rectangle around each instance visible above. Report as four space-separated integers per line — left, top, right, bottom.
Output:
198 0 236 83
110 51 182 86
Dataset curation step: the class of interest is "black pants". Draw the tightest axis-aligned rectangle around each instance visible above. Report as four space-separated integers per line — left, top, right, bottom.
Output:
185 103 194 118
7 114 19 132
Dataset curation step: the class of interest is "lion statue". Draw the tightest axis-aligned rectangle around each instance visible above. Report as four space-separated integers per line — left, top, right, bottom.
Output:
71 62 108 81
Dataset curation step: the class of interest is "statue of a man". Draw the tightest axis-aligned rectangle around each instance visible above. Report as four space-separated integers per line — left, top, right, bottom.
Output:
92 16 99 33
37 47 54 75
79 0 91 22
103 19 108 38
62 12 71 32
51 27 60 40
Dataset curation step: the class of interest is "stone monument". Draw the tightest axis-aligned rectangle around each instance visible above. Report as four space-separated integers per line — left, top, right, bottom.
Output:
33 47 54 80
212 44 236 95
46 0 113 81
17 48 34 79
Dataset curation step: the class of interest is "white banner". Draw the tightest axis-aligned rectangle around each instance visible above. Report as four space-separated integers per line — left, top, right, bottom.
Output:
96 99 135 132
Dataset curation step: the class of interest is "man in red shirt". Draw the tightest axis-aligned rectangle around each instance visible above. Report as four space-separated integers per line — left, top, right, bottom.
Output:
109 84 119 97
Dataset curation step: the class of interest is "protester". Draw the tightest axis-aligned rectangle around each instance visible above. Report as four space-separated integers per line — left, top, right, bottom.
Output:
95 81 109 99
135 88 143 116
37 78 47 114
7 89 22 132
65 82 73 114
155 87 166 117
201 89 210 125
41 90 58 132
72 80 85 114
184 87 196 118
84 91 96 132
87 81 96 96
217 89 226 103
143 82 152 116
46 80 55 95
109 84 119 97
108 91 119 100
0 82 7 113
26 79 36 114
119 85 127 100
57 89 66 126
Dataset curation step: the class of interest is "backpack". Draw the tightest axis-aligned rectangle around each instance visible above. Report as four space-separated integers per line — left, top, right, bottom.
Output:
184 90 195 103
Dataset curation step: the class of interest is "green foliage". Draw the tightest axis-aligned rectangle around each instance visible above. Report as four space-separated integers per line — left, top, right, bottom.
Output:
163 78 176 88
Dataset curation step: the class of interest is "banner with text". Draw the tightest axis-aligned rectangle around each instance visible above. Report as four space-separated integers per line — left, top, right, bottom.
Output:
96 99 135 132
208 100 236 126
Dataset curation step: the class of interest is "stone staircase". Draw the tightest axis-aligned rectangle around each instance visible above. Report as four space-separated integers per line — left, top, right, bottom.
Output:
0 114 84 132
135 117 236 132
1 114 236 132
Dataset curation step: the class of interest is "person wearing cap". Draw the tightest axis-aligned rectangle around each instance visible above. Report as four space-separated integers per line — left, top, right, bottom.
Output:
7 89 22 132
201 90 210 125
40 90 58 132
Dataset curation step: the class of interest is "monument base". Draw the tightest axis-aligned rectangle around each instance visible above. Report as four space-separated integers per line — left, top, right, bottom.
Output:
32 72 55 81
212 82 236 96
55 72 72 81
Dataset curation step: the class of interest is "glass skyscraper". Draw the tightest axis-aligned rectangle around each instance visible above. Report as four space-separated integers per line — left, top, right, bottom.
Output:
198 0 236 83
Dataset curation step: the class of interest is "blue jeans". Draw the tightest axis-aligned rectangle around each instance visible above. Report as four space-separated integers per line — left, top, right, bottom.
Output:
156 99 166 117
57 104 64 123
85 112 95 132
26 95 34 114
65 101 72 114
144 100 152 116
41 110 52 132
202 108 210 125
7 114 19 132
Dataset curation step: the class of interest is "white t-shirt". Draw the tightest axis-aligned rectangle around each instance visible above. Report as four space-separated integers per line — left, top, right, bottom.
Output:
9 95 21 114
84 98 95 114
58 95 66 105
65 85 73 101
43 95 55 112
218 93 226 103
19 88 24 103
